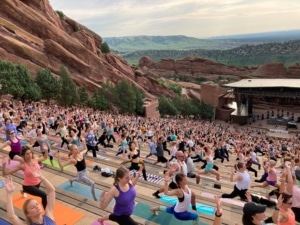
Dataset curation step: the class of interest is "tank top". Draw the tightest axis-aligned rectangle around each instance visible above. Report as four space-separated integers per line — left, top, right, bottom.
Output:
70 136 79 146
113 183 136 216
278 209 295 225
37 137 51 153
174 187 191 213
172 161 187 183
74 158 86 171
23 161 41 186
30 215 56 225
267 167 277 182
292 185 300 208
236 171 251 190
205 156 214 170
9 137 21 153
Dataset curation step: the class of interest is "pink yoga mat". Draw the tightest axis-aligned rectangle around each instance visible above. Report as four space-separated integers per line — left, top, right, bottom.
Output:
91 220 111 225
5 160 24 175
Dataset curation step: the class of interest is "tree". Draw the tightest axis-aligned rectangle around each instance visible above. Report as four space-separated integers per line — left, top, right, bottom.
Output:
158 96 178 116
131 84 145 115
36 68 60 104
92 90 109 110
77 86 89 106
199 101 214 119
100 42 110 53
114 81 136 113
58 65 78 106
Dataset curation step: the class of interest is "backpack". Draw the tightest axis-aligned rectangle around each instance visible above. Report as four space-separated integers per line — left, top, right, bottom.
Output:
101 167 114 177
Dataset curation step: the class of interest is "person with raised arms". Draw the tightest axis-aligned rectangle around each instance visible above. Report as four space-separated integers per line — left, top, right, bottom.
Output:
56 139 98 201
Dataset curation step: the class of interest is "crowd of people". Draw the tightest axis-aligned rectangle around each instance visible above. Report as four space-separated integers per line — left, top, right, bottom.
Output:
0 99 299 225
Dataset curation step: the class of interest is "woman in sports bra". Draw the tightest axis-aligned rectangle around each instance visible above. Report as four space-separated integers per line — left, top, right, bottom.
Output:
196 146 220 182
121 141 147 181
56 139 98 201
150 173 200 225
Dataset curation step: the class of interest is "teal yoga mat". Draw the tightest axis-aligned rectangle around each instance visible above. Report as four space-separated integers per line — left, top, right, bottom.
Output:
133 202 209 225
0 218 11 225
160 195 215 216
59 181 114 204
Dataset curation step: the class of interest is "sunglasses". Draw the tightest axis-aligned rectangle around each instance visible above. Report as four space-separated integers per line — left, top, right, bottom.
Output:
9 132 14 135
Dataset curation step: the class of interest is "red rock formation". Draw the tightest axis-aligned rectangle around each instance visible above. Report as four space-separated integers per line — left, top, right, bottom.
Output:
0 0 157 98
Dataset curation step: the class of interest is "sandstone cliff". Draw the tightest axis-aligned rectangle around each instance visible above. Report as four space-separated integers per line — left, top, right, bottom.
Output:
0 0 174 98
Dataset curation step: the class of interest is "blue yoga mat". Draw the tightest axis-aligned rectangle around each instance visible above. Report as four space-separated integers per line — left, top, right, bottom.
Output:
160 195 215 215
133 202 209 225
59 181 114 204
0 218 11 225
21 140 28 146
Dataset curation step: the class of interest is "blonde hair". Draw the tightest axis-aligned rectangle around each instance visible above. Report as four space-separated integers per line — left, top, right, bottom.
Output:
22 199 34 224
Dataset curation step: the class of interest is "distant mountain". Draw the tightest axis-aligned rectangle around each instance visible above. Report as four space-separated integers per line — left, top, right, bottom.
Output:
122 39 300 67
104 35 247 52
104 30 300 53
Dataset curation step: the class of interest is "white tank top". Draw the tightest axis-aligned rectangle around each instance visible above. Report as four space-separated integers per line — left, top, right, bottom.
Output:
172 161 188 183
292 185 300 208
174 187 191 212
236 171 251 190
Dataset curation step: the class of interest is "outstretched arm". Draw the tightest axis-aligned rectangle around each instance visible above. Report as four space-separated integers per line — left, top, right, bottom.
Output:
2 156 24 176
33 171 55 220
5 177 25 225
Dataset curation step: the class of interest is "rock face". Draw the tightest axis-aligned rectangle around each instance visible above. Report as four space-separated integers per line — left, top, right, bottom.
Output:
0 0 159 98
140 56 300 79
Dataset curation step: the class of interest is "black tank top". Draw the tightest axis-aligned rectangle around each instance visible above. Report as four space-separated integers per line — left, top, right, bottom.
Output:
74 158 86 171
131 150 140 159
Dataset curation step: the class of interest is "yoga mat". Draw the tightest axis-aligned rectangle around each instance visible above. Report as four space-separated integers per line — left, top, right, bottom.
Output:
129 170 164 184
91 220 111 225
0 218 11 225
4 160 24 175
21 140 28 146
133 202 209 225
160 195 215 215
12 193 84 225
59 181 115 204
42 159 68 169
0 180 4 188
201 192 245 207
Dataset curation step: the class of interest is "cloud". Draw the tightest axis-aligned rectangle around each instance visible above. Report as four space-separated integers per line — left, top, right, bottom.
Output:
49 0 300 37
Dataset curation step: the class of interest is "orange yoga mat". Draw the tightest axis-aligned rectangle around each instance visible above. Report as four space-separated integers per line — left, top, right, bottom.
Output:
12 193 85 225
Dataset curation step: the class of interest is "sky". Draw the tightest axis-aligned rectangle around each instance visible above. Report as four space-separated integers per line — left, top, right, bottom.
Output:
49 0 300 38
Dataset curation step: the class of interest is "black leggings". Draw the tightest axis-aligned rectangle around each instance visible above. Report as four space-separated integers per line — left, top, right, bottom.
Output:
129 162 147 181
61 137 69 148
109 214 138 225
23 183 47 209
221 185 247 200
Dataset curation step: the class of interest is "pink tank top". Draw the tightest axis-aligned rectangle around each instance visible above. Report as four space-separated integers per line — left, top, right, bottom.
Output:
267 167 277 182
23 161 41 186
278 209 295 225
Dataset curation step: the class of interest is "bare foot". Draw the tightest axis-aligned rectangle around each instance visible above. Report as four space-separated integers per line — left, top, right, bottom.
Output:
98 218 104 225
69 180 73 187
151 207 158 216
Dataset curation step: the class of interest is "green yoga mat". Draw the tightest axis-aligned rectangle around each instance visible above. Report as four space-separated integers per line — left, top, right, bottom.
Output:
160 195 215 215
43 159 68 169
133 202 209 225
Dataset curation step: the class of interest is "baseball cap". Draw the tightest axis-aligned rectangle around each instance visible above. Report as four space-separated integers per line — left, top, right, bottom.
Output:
243 202 266 216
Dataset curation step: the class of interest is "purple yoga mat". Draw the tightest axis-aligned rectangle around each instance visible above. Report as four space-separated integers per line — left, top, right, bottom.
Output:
5 160 24 175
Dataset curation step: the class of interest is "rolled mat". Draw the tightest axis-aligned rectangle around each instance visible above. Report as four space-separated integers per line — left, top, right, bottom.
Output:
91 220 111 225
59 181 115 204
133 202 209 225
12 193 84 225
0 218 11 225
160 195 215 215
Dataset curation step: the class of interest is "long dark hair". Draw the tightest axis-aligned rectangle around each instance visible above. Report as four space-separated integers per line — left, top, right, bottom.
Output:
242 214 255 225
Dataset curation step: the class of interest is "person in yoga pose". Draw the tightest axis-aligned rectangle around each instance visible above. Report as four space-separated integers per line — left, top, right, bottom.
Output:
56 140 98 201
196 146 220 182
121 141 147 181
98 166 143 225
0 128 24 164
4 173 56 225
2 144 49 209
150 173 199 225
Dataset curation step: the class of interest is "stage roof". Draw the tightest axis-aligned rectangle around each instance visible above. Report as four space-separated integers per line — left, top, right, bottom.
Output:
224 79 300 88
